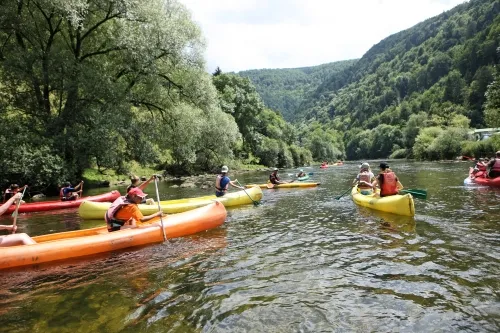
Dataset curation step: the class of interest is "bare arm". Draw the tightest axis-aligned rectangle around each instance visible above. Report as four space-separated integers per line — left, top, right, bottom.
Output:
140 211 164 222
229 180 244 190
138 175 156 190
0 193 22 216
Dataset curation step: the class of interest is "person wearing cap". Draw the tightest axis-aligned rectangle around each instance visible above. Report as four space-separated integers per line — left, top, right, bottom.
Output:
296 169 306 178
60 181 84 201
352 163 375 195
127 175 157 204
215 166 244 197
486 151 500 178
269 168 289 185
3 184 28 204
105 187 165 232
126 175 156 193
372 162 404 197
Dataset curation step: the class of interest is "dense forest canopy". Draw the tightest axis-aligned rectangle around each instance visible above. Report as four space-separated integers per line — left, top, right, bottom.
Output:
295 0 500 160
0 0 321 191
237 60 357 122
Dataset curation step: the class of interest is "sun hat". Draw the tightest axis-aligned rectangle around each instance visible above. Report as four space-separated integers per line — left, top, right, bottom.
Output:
128 187 147 198
273 167 278 171
130 175 140 181
361 163 370 169
300 169 304 172
221 165 229 173
379 162 389 169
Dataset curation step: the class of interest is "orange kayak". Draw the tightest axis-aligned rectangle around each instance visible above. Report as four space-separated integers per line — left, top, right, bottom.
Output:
0 202 227 269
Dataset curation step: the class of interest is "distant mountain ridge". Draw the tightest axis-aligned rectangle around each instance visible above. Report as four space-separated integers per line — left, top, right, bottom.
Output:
236 60 357 122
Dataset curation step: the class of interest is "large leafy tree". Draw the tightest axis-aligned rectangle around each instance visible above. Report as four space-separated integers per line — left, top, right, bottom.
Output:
0 0 227 185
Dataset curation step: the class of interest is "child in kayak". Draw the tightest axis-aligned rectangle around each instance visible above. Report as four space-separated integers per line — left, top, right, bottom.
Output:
0 193 37 246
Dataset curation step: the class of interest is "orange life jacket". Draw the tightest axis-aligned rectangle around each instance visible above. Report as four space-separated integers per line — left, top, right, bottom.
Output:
358 171 372 189
105 196 132 229
380 171 398 197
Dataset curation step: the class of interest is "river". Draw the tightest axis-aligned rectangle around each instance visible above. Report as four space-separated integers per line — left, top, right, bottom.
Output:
0 161 499 332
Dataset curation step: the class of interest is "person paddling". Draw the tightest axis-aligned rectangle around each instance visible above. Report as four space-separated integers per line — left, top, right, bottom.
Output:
353 162 376 195
105 187 165 232
126 175 156 193
60 181 84 201
486 151 500 178
269 168 288 185
3 184 28 204
296 169 307 178
127 175 156 204
372 162 403 197
0 193 36 246
215 166 244 197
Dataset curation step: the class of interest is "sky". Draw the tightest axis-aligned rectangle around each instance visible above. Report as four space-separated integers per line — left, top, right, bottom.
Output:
180 0 468 73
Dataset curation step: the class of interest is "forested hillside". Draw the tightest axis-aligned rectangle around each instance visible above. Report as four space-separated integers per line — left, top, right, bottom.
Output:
237 60 356 122
296 0 500 160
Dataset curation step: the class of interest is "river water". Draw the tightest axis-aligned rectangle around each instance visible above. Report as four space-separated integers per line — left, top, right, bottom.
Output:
0 161 499 332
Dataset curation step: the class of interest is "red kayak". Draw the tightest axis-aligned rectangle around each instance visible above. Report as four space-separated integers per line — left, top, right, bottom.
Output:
4 191 120 214
466 167 500 187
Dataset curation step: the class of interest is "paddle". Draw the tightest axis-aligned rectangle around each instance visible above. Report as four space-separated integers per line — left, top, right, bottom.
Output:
78 180 84 198
154 176 168 242
399 188 427 199
235 180 260 206
266 182 275 189
11 186 28 234
335 186 353 200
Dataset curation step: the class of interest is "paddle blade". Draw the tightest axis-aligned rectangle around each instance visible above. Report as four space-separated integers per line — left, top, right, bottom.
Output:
399 189 427 199
308 172 314 176
266 183 275 189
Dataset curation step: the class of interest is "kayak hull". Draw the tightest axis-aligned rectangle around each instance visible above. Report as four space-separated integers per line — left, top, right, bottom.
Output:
5 191 120 214
351 186 415 217
78 186 262 220
0 202 227 269
245 182 320 189
465 167 500 187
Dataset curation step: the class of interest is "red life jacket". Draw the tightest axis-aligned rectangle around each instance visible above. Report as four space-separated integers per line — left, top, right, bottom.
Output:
105 196 132 227
380 171 398 197
215 175 228 192
358 171 372 189
492 158 500 171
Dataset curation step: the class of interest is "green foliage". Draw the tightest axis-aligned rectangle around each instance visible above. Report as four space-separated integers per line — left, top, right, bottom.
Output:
238 60 357 122
286 0 500 160
484 68 500 127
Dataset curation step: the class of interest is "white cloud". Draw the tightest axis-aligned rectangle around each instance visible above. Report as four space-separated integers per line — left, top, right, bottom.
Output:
180 0 468 72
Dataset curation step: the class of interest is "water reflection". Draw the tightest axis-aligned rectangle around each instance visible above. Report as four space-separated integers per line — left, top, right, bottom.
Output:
0 161 499 332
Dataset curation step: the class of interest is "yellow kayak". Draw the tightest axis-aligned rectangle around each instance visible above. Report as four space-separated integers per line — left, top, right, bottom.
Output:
245 182 320 189
78 186 262 220
351 186 415 217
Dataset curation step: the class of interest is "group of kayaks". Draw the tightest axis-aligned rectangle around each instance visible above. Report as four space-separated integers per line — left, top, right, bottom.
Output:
0 179 321 269
4 162 494 270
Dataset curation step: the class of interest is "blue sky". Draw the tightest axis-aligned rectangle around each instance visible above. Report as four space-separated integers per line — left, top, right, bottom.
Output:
180 0 468 72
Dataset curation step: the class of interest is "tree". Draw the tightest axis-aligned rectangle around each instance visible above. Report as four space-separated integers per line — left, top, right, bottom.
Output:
484 69 500 127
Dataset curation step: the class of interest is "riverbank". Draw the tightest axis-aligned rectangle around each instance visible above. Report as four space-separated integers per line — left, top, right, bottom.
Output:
82 163 271 189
